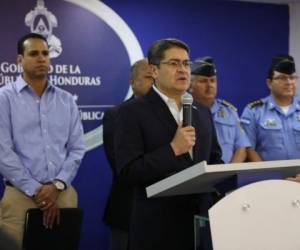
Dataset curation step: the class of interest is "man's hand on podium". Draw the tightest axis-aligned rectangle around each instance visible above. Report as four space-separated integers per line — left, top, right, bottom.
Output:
286 173 300 183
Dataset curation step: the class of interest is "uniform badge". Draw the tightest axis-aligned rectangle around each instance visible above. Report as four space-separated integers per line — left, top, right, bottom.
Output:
264 119 276 126
218 108 226 118
296 114 300 121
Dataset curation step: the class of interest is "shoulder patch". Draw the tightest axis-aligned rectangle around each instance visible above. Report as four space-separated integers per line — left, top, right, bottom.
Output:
240 118 250 124
220 99 237 112
247 99 264 109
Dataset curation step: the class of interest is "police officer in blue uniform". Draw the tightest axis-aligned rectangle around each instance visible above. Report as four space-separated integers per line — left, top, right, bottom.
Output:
190 57 250 163
241 55 300 164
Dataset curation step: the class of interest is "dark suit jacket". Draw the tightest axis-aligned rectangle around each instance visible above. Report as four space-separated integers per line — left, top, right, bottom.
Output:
114 88 223 250
103 98 134 231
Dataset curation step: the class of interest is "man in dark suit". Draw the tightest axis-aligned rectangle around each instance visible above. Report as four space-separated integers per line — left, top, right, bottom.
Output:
103 59 153 250
114 39 223 250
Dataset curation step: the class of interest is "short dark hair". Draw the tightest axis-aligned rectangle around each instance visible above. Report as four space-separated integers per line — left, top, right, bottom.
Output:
147 38 189 66
17 33 48 55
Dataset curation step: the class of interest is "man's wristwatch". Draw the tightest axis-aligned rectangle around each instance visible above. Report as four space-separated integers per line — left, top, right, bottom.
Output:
52 179 66 191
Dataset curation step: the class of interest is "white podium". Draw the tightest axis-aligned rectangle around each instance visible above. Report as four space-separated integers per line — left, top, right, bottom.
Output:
209 179 300 250
146 159 300 250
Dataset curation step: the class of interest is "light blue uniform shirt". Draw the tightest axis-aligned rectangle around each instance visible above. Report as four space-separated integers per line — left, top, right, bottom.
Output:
0 76 85 196
211 99 251 163
241 95 300 161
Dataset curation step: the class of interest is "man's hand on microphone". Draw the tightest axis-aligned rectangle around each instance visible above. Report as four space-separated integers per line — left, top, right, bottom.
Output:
171 126 196 156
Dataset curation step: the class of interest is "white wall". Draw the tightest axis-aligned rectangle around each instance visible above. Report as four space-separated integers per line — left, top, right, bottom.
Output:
289 3 300 96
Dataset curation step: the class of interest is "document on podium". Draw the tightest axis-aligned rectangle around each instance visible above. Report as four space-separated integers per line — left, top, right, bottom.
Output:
146 159 300 198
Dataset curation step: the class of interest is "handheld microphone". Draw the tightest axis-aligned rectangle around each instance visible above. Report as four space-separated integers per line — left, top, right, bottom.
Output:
181 92 193 127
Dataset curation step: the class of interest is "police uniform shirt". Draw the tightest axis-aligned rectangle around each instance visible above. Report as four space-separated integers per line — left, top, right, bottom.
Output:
240 95 300 160
211 99 251 163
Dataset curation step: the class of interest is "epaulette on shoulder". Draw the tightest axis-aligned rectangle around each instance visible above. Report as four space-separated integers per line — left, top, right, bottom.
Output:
247 99 264 109
220 99 237 112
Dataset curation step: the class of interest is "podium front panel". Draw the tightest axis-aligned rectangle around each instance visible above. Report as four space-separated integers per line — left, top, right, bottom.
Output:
209 180 300 250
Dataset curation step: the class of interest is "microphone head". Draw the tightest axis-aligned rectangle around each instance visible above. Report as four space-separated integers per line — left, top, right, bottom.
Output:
181 92 193 105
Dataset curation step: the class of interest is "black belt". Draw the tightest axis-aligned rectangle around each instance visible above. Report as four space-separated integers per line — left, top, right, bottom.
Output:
5 181 51 187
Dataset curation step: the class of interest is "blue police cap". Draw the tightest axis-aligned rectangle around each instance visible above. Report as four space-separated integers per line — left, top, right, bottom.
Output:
191 57 216 77
268 54 296 78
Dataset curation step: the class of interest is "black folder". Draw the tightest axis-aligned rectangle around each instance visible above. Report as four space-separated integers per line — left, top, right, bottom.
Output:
22 208 83 250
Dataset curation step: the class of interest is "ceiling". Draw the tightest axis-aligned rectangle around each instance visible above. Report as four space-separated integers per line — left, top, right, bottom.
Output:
235 0 300 4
